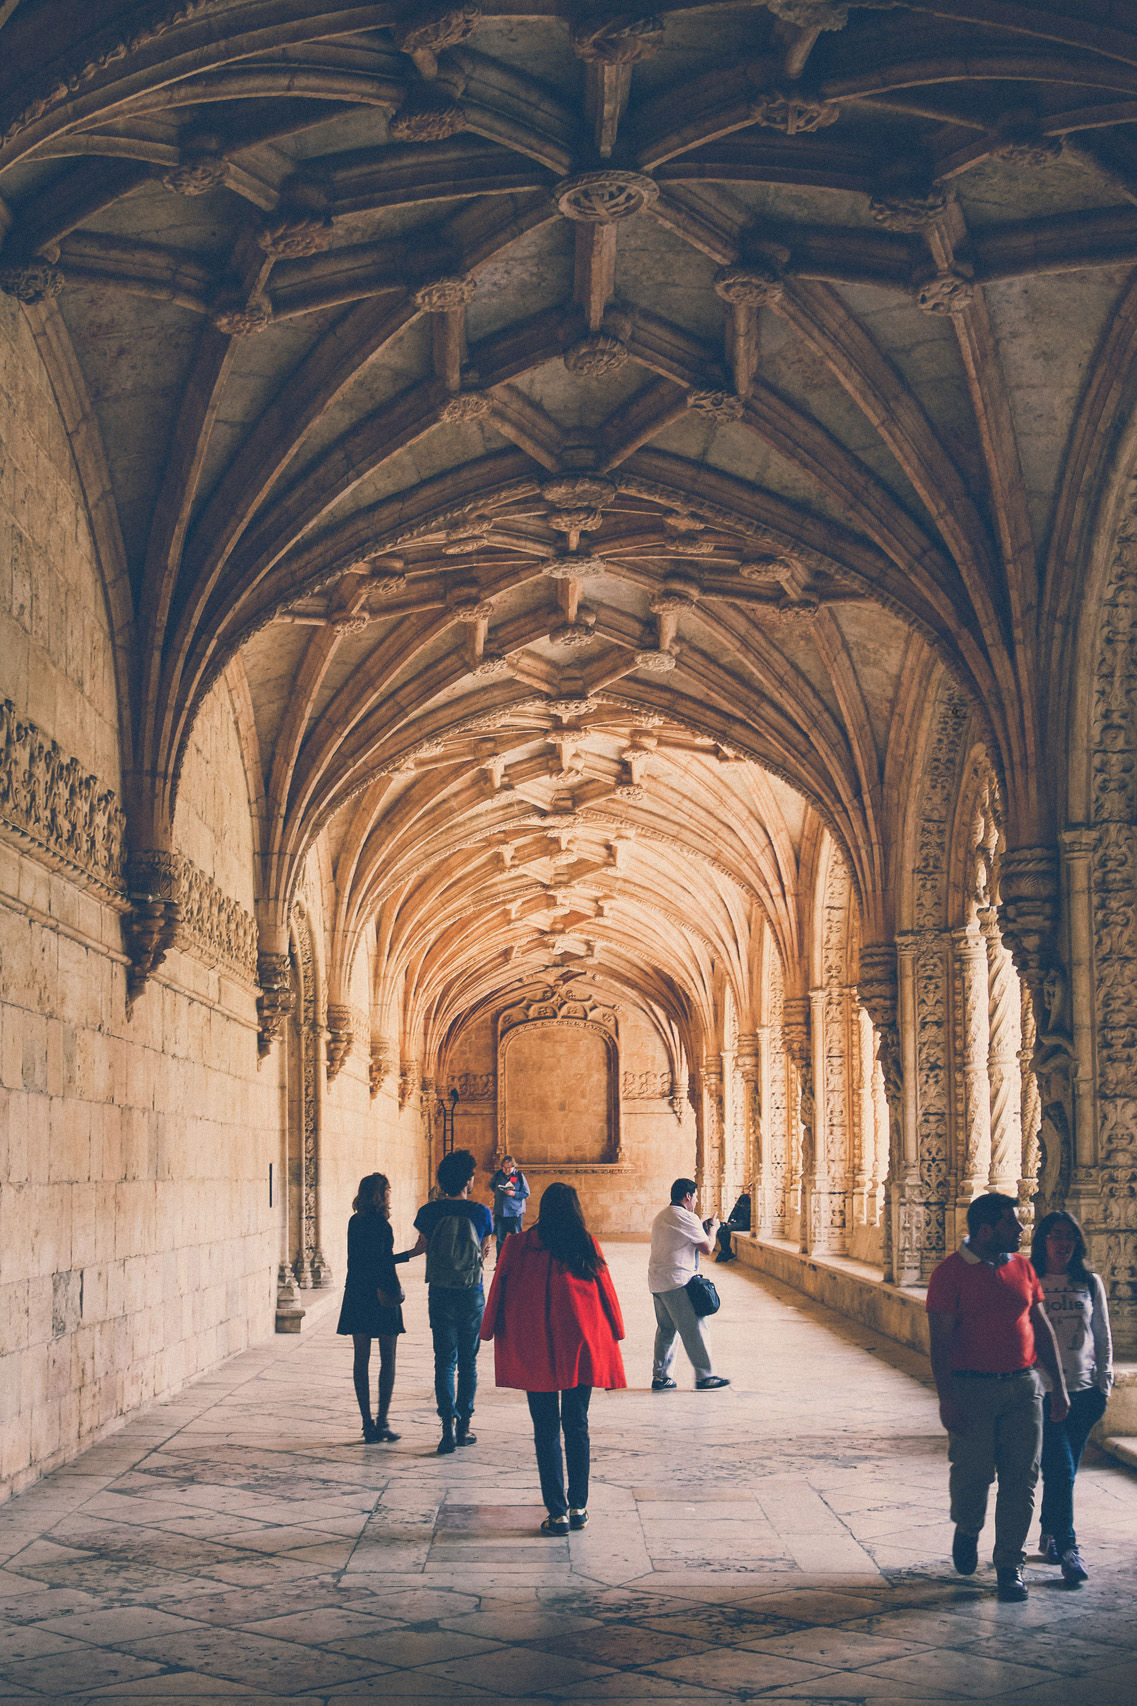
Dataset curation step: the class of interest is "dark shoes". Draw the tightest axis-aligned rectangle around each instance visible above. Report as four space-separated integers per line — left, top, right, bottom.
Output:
569 1508 588 1530
373 1422 400 1442
996 1567 1029 1602
540 1515 569 1536
1060 1546 1088 1584
952 1528 978 1576
361 1420 379 1443
651 1377 677 1391
695 1376 730 1390
437 1421 457 1455
456 1419 477 1447
1039 1532 1060 1565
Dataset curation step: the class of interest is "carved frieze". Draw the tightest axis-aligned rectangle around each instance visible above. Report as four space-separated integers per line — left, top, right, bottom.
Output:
0 701 125 896
622 1069 671 1098
541 474 616 508
447 1071 495 1099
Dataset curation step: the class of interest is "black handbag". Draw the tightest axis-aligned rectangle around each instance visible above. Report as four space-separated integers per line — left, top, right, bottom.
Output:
685 1271 720 1317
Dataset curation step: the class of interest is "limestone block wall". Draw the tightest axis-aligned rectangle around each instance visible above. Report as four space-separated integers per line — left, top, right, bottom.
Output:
0 309 280 1501
442 1004 693 1236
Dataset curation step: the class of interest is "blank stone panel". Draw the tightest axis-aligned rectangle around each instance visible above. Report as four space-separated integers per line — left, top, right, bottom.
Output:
503 1026 611 1164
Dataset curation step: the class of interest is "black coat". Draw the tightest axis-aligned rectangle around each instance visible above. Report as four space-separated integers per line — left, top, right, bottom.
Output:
336 1213 406 1337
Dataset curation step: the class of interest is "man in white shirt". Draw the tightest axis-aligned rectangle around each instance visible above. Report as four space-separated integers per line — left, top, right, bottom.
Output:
648 1178 730 1391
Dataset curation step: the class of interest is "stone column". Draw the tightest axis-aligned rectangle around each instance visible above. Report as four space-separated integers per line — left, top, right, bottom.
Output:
700 1057 725 1216
810 984 848 1255
858 942 905 1282
850 1006 878 1235
737 1031 768 1233
783 998 811 1249
1018 982 1041 1234
275 1018 305 1331
952 924 992 1245
981 907 1022 1197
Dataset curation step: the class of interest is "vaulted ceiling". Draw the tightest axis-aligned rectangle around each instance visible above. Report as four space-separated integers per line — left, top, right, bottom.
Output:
3 0 1135 1047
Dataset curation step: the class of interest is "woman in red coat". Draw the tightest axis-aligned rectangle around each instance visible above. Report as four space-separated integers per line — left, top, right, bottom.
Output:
480 1181 626 1535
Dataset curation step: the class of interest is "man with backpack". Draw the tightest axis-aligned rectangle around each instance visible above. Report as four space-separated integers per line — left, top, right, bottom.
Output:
402 1149 493 1454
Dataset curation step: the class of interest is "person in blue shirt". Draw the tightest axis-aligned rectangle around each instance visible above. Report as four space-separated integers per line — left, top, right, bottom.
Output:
401 1149 493 1454
490 1154 530 1258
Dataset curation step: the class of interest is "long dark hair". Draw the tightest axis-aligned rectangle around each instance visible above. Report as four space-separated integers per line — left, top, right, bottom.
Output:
353 1173 391 1218
1031 1210 1093 1289
536 1182 603 1281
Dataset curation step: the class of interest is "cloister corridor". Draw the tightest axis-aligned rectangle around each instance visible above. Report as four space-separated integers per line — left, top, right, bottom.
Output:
0 1244 1134 1706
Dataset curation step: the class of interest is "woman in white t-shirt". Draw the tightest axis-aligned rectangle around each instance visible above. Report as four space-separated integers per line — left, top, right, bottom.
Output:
1029 1211 1113 1585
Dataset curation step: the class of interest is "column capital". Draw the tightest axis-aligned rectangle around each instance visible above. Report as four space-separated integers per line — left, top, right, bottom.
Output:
1059 826 1099 862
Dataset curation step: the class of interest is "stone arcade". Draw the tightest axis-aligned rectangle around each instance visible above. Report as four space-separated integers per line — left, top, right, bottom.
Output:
4 0 1137 1507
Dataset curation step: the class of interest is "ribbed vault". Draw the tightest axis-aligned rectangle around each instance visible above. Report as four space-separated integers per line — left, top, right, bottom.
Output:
4 0 1137 1070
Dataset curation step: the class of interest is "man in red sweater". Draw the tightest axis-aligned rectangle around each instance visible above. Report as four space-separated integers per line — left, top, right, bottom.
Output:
926 1193 1069 1602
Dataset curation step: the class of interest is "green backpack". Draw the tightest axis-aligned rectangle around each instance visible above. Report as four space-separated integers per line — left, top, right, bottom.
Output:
425 1209 483 1289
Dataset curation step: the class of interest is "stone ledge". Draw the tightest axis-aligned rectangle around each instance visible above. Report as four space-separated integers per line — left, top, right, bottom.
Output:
734 1232 1137 1464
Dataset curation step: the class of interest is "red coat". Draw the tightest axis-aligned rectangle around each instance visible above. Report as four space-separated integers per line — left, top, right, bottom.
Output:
479 1226 627 1391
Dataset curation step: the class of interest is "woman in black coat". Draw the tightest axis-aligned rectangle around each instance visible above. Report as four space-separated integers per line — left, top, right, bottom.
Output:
337 1173 406 1441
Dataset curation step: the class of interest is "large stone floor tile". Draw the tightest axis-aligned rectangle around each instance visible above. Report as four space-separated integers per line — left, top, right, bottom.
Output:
123 1628 389 1691
642 1646 842 1692
1 1644 165 1694
417 1643 617 1694
737 1626 934 1666
859 1649 1055 1697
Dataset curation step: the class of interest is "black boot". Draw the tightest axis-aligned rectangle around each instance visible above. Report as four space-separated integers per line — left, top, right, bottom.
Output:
437 1420 457 1455
456 1417 477 1447
374 1414 400 1442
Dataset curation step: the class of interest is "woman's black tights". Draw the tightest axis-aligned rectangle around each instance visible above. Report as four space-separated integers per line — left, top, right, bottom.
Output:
352 1334 398 1425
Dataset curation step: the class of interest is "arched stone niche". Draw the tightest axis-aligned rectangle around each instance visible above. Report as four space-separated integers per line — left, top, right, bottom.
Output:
496 987 623 1169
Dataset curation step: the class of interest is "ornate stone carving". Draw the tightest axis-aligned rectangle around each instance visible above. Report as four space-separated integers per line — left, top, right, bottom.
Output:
447 1070 494 1098
622 1069 671 1098
916 271 975 316
2 1 217 149
125 852 183 1009
549 621 596 649
739 553 800 582
325 1004 353 1082
542 554 607 579
162 156 228 196
438 391 492 423
399 1059 420 1110
256 215 335 258
615 782 646 802
714 264 785 308
548 508 605 533
257 952 295 1059
564 335 629 376
541 474 616 508
211 296 272 336
390 89 466 142
635 649 677 671
993 133 1062 166
688 389 745 421
869 189 949 232
998 845 1060 1017
370 1039 394 1098
0 263 65 304
764 0 850 25
777 594 820 620
178 860 258 980
0 701 125 896
413 274 477 312
748 89 840 135
553 170 659 223
572 15 665 64
291 904 331 1285
473 654 512 677
392 4 481 59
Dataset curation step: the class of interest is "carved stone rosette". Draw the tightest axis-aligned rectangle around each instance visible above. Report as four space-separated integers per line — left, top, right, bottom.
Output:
162 157 228 196
564 335 628 376
869 188 949 232
572 15 665 64
257 953 295 1059
325 1004 353 1082
688 389 745 421
714 264 785 308
257 215 335 258
211 296 272 336
763 0 850 28
413 274 477 312
553 170 659 223
916 271 975 317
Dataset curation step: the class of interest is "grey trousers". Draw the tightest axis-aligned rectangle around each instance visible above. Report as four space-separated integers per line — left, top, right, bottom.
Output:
652 1286 713 1383
947 1370 1042 1570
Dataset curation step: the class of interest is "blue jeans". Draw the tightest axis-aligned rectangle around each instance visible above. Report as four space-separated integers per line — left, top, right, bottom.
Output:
1039 1385 1108 1551
527 1386 591 1518
428 1285 484 1423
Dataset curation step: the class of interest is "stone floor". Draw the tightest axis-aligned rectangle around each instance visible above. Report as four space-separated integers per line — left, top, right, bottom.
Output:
1 1245 1135 1705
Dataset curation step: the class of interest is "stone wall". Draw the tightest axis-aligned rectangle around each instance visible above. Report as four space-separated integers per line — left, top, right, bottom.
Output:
0 308 281 1501
443 1000 694 1236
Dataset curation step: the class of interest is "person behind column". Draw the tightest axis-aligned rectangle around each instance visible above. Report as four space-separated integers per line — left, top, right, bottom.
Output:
490 1154 530 1259
336 1173 406 1443
1030 1210 1113 1584
401 1148 493 1455
480 1181 626 1534
714 1192 751 1263
648 1178 730 1391
926 1192 1070 1602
